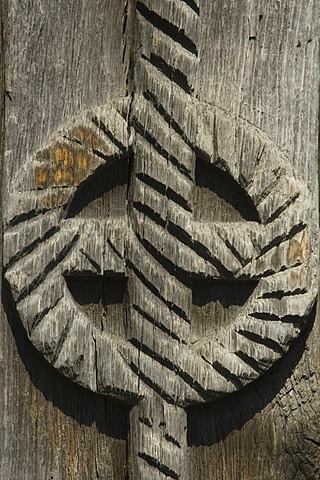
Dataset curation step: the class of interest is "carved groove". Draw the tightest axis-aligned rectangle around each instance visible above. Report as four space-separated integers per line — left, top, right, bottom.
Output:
135 231 193 288
128 361 176 405
164 433 181 448
234 351 262 373
16 233 79 303
137 1 198 56
133 201 167 228
5 226 60 270
237 329 284 355
210 361 244 390
127 259 189 322
260 289 307 300
167 222 234 278
8 207 51 228
258 222 306 256
129 338 209 401
264 192 299 225
132 303 184 343
51 315 75 366
29 295 63 335
3 1 317 478
136 172 192 212
143 90 193 149
142 53 193 96
132 115 193 180
92 116 127 153
137 452 179 480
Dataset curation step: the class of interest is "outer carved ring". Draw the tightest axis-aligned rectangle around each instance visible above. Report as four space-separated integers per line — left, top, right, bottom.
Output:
4 100 317 406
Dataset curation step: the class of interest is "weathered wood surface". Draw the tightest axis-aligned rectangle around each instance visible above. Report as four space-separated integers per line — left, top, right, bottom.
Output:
1 1 319 479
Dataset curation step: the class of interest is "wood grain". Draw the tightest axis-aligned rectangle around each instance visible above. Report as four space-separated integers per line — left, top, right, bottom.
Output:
1 0 319 479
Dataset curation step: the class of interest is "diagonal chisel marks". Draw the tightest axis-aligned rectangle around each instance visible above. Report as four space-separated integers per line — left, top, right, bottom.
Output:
134 177 251 278
195 322 281 377
247 163 283 207
5 189 76 228
191 223 244 276
228 329 281 370
256 201 309 254
214 222 258 267
134 212 218 282
244 229 309 278
129 397 189 479
235 328 285 356
142 89 194 150
138 58 198 144
137 1 198 56
59 219 127 276
256 265 308 299
30 296 73 361
197 342 258 384
130 275 190 343
119 340 198 405
132 93 195 179
127 234 190 321
135 132 194 211
95 336 142 403
236 124 266 188
16 272 66 335
132 114 193 181
133 176 192 229
129 308 235 403
6 228 79 303
235 317 299 351
3 2 317 464
4 209 61 269
139 23 198 91
88 102 132 153
257 176 300 225
247 291 317 323
137 0 199 47
180 0 199 14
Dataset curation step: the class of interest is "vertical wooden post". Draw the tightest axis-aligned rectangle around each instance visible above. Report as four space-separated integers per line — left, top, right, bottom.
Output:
1 1 319 479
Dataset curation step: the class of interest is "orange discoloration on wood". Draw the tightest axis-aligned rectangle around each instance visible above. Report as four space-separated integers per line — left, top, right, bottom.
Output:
35 167 48 188
77 150 88 170
290 267 307 289
43 190 74 209
287 230 308 265
68 125 111 157
34 140 103 190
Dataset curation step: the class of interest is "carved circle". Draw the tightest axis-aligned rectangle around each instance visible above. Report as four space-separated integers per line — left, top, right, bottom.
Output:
4 103 316 406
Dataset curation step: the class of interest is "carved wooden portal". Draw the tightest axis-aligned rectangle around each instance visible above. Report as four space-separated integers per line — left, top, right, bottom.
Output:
4 1 317 478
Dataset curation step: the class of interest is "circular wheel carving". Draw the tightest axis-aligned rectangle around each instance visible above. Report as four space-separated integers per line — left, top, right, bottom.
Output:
4 100 317 406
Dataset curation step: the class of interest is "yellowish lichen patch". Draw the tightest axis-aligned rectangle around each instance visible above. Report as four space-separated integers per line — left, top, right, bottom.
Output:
44 190 73 209
34 139 103 190
68 125 111 157
290 266 307 289
287 229 308 265
35 167 48 188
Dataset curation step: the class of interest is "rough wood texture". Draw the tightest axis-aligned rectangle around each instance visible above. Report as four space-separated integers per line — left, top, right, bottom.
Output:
1 1 319 479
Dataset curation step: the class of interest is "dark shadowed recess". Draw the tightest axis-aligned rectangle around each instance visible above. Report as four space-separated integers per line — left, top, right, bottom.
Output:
194 158 260 222
2 279 128 440
65 273 128 339
65 156 130 219
187 302 317 446
191 279 258 343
